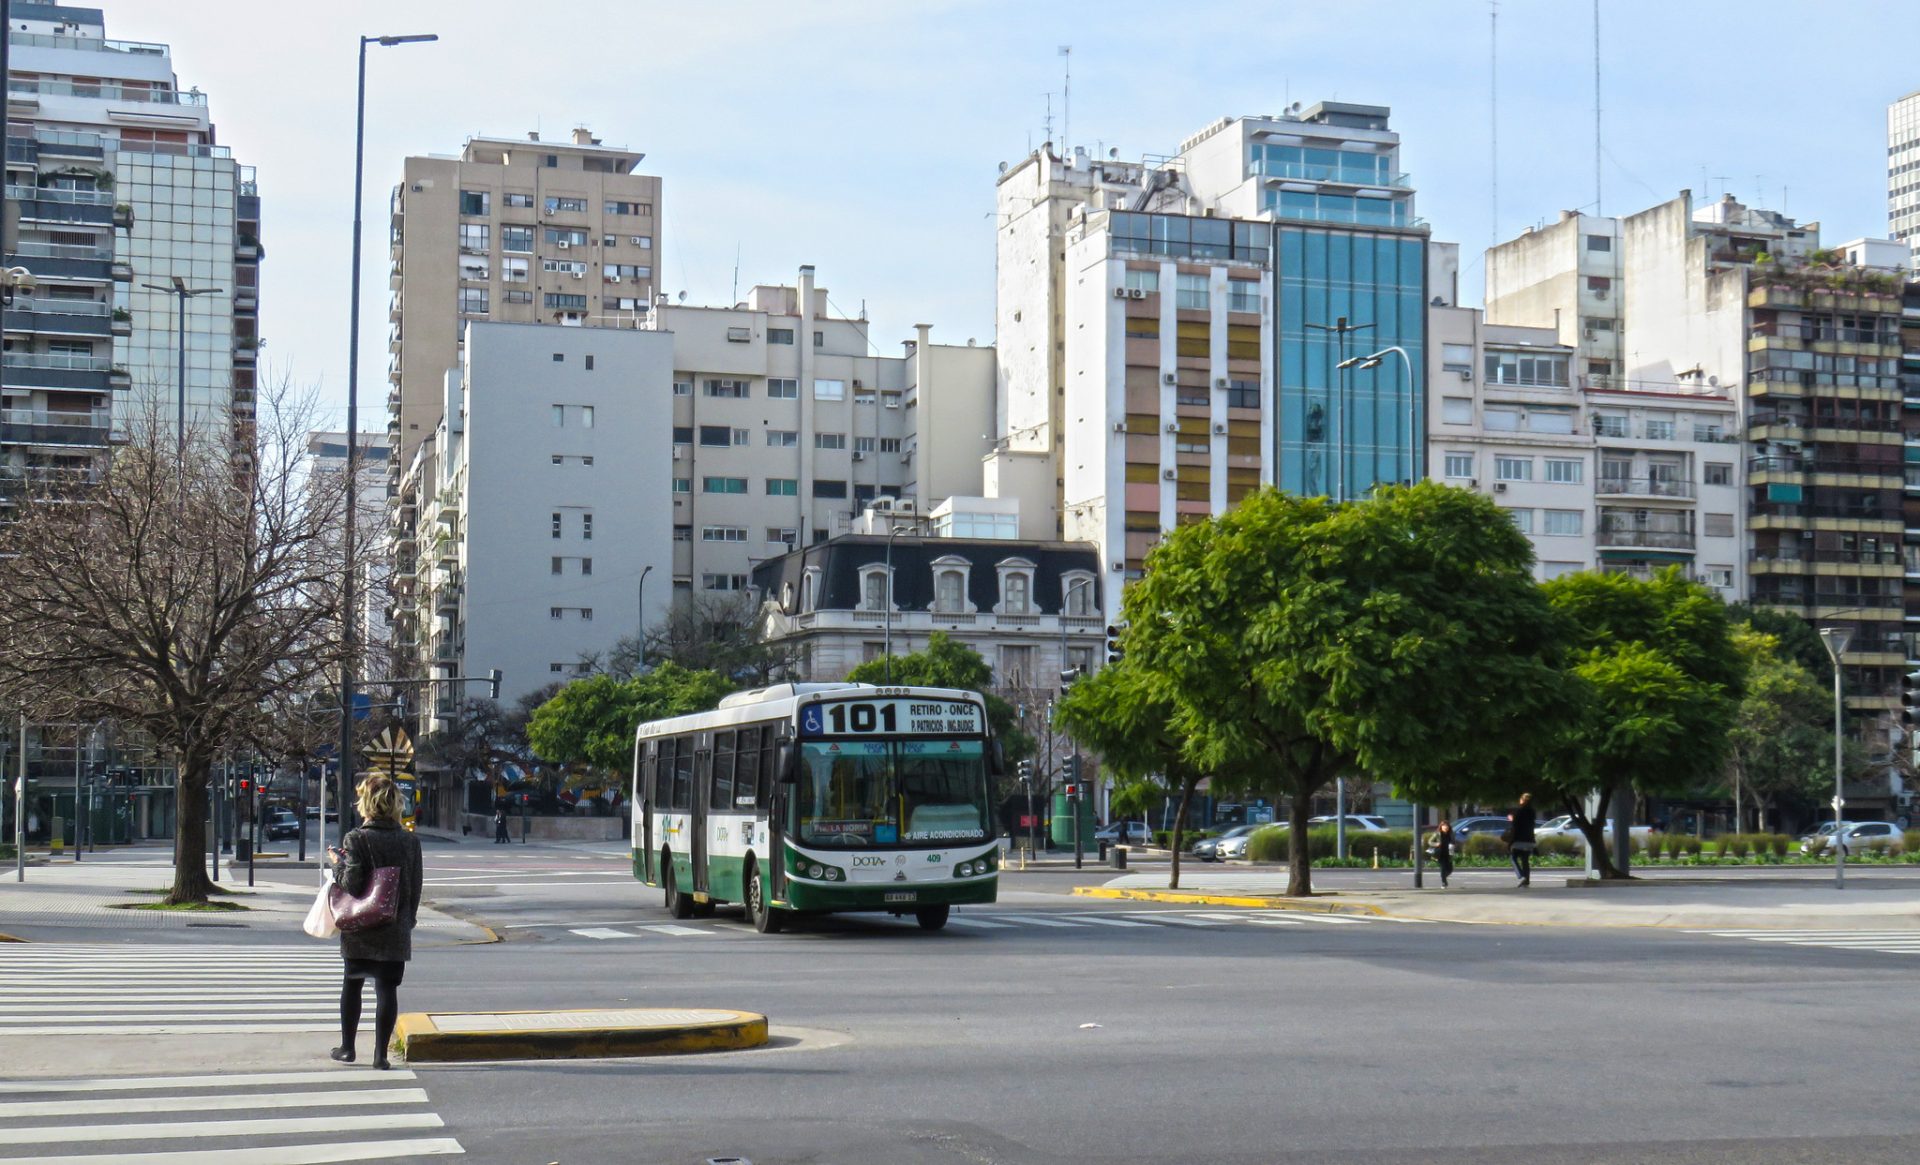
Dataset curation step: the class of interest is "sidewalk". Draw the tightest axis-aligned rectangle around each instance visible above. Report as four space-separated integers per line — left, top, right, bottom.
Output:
0 856 495 943
1080 868 1920 930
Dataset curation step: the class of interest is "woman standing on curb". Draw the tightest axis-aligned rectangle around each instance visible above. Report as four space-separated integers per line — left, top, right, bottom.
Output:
326 773 424 1070
1508 792 1538 888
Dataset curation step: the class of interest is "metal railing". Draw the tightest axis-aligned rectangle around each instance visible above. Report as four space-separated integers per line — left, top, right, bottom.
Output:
1594 527 1696 549
1251 159 1414 188
7 32 169 55
1594 477 1694 498
1751 549 1902 567
5 184 114 205
1749 456 1906 477
3 353 115 372
6 241 112 261
1582 374 1729 398
7 296 110 316
8 79 205 105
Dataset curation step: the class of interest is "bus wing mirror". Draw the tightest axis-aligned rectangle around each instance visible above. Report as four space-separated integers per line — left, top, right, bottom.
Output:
990 735 1007 778
779 738 800 784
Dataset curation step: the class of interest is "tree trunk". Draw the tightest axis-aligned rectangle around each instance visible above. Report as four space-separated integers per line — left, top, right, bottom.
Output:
1731 763 1744 835
167 749 216 904
1286 781 1316 897
1168 774 1197 891
1567 789 1628 880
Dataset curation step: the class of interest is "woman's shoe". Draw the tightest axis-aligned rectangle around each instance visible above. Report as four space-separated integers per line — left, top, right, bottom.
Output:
330 1047 355 1063
371 1056 392 1071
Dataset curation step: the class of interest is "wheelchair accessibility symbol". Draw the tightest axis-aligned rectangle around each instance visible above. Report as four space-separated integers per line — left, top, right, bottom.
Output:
802 706 823 735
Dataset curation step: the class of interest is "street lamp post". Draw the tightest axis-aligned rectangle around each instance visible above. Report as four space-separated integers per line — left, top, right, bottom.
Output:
882 522 910 683
1339 346 1418 484
1819 626 1852 890
340 32 437 836
139 278 223 462
1059 577 1093 690
636 563 653 649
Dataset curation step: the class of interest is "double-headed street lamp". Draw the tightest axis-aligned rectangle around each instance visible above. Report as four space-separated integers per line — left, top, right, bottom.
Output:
1818 625 1853 889
1338 346 1418 485
139 277 223 461
340 32 437 835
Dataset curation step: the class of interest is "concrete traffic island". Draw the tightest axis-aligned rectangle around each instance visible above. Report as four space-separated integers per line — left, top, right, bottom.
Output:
394 1007 768 1063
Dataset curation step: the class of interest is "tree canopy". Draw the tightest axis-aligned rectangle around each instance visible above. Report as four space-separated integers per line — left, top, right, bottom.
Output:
1056 660 1204 888
1725 627 1832 832
1124 482 1571 895
526 663 733 775
844 632 1035 765
1536 568 1744 875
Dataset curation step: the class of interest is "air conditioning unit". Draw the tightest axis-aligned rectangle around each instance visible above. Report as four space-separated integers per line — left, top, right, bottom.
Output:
1112 421 1127 434
1166 423 1180 433
556 241 571 250
1127 288 1148 300
1468 478 1477 488
1215 377 1228 388
1458 368 1472 381
1163 468 1177 480
852 451 866 461
608 275 621 283
1163 373 1176 385
672 447 684 460
852 379 863 388
1113 287 1131 299
1494 482 1507 492
1213 423 1227 434
1583 328 1597 339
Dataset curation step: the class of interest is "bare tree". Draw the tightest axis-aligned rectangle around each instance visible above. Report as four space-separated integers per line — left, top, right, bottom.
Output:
0 388 352 903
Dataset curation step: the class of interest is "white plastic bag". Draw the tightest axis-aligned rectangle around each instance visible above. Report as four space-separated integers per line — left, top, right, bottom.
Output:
302 870 338 939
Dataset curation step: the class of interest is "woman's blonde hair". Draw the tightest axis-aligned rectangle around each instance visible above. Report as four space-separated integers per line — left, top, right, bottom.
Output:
356 773 403 824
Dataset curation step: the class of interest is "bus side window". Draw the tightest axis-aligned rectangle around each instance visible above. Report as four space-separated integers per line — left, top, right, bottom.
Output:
672 737 694 811
759 733 779 803
710 731 735 811
735 727 760 809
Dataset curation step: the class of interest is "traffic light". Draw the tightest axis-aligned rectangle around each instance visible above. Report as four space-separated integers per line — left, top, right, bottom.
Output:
1017 759 1034 783
1105 624 1124 665
1059 666 1084 690
1064 755 1082 787
488 668 503 700
1903 669 1920 728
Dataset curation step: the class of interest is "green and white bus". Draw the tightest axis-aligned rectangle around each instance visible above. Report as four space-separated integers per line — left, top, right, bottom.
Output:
633 682 1002 933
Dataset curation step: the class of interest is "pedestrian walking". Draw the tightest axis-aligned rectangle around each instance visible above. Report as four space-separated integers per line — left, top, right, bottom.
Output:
493 807 509 844
326 773 423 1071
1428 820 1455 888
1507 792 1538 887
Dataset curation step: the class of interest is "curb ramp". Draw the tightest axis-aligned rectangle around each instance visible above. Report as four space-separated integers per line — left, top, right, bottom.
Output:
394 1007 768 1063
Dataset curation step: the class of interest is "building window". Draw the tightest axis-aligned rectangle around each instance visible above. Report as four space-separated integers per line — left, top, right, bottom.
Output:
580 406 595 428
1441 343 1474 372
699 425 731 447
1487 406 1523 430
702 526 748 542
1441 397 1472 425
459 190 490 216
931 559 971 614
767 378 799 399
606 200 652 216
996 560 1034 615
544 293 588 310
814 331 825 348
1545 458 1583 484
766 430 797 447
458 288 489 315
581 608 593 621
1704 566 1734 589
702 574 749 592
1543 510 1583 536
551 607 563 620
731 428 751 445
1583 316 1615 334
1444 453 1474 479
672 478 691 493
815 432 846 450
766 478 798 496
1586 234 1611 252
504 192 534 209
814 379 846 401
1126 317 1160 340
768 328 794 345
880 437 901 453
1704 462 1732 486
767 527 798 549
1505 508 1534 534
580 558 592 576
813 479 848 499
1495 457 1532 481
504 289 533 304
1175 272 1209 310
702 476 747 494
1704 512 1735 538
458 223 488 253
1124 268 1159 294
854 436 876 454
552 404 566 427
999 645 1034 688
673 526 693 541
704 379 750 399
545 196 588 214
582 513 593 540
1484 351 1570 387
543 227 589 247
1226 379 1259 409
858 565 893 613
1062 572 1096 615
1586 276 1612 292
501 225 533 253
1593 414 1628 438
1645 418 1675 441
501 257 529 283
551 512 563 539
673 380 692 397
1227 279 1260 313
551 556 563 575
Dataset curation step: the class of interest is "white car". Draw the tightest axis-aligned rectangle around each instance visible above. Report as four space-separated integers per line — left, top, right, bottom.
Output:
1802 821 1901 856
1536 816 1651 845
1308 815 1388 832
1216 830 1264 861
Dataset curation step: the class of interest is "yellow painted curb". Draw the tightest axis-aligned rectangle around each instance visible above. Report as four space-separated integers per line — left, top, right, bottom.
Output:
1071 886 1387 918
0 932 24 943
393 1008 768 1063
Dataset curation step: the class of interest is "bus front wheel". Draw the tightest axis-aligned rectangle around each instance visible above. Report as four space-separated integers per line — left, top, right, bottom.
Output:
915 904 950 931
746 860 783 934
663 853 694 919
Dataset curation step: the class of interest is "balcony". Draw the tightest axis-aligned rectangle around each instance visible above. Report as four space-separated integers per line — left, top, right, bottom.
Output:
2 351 115 391
5 296 112 337
7 79 207 106
1749 455 1905 481
0 408 112 447
1594 476 1694 499
1582 374 1729 400
1594 526 1696 551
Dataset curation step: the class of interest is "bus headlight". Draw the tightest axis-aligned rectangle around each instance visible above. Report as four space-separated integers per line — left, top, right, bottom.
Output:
824 867 841 881
807 864 824 879
956 862 974 877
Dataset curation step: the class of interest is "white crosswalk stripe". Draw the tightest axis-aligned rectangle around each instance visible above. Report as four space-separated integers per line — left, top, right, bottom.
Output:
0 1069 463 1162
553 908 1398 939
0 945 344 1035
1689 929 1920 955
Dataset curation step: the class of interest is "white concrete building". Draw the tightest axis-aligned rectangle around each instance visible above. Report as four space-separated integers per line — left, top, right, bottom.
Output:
1890 89 1920 248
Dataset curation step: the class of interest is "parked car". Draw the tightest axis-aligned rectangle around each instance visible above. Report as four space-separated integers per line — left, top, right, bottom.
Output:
1093 820 1153 846
1193 824 1262 862
1802 821 1900 856
1308 814 1388 832
263 808 302 841
1536 816 1652 846
1795 821 1861 844
1450 815 1513 847
1216 831 1257 861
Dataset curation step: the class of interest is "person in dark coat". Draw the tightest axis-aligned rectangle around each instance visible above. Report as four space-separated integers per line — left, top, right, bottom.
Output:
326 773 424 1070
493 807 510 844
1429 820 1455 888
1508 792 1538 887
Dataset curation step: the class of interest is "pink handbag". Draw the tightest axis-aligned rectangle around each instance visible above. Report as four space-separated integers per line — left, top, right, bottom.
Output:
328 866 400 932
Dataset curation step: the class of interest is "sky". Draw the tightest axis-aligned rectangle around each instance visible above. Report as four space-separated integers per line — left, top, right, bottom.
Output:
98 0 1920 434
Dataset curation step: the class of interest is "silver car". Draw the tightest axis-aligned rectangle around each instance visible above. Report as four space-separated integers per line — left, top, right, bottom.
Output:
1193 823 1261 862
1802 821 1900 856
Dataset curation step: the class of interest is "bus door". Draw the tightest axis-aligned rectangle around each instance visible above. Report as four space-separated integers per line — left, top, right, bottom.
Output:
638 741 655 882
691 744 710 894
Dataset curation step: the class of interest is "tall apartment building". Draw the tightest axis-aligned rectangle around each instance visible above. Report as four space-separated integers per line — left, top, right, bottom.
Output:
994 101 1428 589
1889 90 1920 247
385 129 659 479
1 2 260 508
306 430 393 665
1488 191 1910 725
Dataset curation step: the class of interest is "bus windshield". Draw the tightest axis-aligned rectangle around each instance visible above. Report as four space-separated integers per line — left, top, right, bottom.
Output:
794 739 990 848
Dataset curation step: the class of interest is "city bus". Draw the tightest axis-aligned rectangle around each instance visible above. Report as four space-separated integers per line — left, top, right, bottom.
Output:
633 682 1002 933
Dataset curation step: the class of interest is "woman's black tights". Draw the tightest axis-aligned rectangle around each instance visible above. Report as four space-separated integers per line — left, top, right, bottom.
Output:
339 975 399 1060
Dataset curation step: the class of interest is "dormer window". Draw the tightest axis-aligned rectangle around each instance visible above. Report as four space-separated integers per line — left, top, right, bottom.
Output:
930 555 973 614
1061 571 1097 616
800 567 821 614
858 563 894 613
993 557 1037 615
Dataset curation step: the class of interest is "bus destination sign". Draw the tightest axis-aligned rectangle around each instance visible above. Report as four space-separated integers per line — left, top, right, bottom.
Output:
801 698 984 738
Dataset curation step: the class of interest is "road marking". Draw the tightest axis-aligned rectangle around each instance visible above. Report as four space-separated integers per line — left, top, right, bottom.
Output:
568 927 637 940
0 1111 444 1146
0 1087 430 1119
1689 930 1920 956
0 1022 340 1035
0 1138 466 1164
1121 913 1224 926
636 923 708 937
1067 915 1158 927
980 914 1088 928
945 917 1015 929
4 1070 415 1094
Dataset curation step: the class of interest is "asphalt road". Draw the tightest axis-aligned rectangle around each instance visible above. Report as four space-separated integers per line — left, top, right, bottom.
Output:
7 845 1920 1163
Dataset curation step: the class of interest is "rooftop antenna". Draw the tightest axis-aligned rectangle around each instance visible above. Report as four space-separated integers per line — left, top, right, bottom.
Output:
1059 45 1072 154
1592 0 1602 215
1042 92 1053 151
1489 0 1499 246
731 242 740 306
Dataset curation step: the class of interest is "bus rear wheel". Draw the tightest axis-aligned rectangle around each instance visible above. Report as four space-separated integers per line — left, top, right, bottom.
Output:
746 861 783 934
663 853 694 919
915 904 950 931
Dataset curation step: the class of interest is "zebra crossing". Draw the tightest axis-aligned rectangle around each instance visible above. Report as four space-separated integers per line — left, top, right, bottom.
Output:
0 1069 462 1163
0 944 342 1035
1688 929 1920 956
567 907 1428 940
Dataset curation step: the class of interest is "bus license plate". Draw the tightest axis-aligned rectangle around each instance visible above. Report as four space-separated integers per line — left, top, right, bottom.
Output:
884 892 917 903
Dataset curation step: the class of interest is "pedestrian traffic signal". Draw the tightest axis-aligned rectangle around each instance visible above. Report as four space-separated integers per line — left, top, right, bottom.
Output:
1017 759 1034 783
1105 624 1124 665
1063 784 1078 797
1064 755 1082 784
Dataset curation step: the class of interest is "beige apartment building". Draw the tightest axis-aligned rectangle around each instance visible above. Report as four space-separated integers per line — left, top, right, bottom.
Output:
385 128 660 480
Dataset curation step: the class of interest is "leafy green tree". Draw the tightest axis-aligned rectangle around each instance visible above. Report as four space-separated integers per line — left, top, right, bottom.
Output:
844 632 1035 767
1726 628 1832 832
526 663 733 779
1125 483 1571 896
1537 569 1743 876
1056 661 1203 888
1726 601 1828 676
